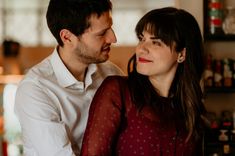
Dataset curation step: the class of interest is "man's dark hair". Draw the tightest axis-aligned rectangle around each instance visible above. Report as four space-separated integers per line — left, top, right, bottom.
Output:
46 0 112 46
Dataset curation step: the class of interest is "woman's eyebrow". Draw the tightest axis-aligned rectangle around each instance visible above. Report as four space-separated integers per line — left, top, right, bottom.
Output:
150 36 160 40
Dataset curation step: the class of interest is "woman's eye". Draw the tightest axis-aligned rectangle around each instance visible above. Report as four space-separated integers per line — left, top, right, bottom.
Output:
138 36 143 41
152 40 161 46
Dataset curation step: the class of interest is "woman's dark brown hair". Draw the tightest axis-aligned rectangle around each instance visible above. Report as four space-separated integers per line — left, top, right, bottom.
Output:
127 7 206 141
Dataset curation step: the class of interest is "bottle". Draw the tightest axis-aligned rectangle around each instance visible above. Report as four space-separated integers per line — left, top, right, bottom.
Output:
223 59 233 87
223 7 235 34
208 0 224 35
230 130 235 142
220 110 233 130
223 144 231 155
233 108 235 130
219 111 234 156
214 60 223 87
204 54 214 87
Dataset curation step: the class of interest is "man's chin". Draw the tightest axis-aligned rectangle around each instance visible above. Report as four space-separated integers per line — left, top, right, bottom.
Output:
102 52 109 60
96 56 109 64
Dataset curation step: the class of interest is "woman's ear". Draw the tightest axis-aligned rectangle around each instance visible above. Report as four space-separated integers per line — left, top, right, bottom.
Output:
177 48 186 63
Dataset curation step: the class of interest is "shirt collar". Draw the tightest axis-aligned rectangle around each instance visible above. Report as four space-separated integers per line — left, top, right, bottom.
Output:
50 47 97 89
85 63 97 89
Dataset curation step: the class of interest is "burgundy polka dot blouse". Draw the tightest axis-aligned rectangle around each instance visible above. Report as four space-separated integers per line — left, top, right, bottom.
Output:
81 76 203 156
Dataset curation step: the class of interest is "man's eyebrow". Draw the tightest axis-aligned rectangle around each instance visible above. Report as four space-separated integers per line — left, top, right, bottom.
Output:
94 28 109 35
95 19 113 35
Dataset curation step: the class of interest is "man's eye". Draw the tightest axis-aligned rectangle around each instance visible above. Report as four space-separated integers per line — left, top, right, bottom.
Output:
98 31 106 36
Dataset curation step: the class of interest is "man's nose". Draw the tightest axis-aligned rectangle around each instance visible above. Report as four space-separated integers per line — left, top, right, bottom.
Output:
106 28 117 43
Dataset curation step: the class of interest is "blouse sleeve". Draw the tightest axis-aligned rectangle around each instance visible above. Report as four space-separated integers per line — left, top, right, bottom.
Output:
81 76 125 156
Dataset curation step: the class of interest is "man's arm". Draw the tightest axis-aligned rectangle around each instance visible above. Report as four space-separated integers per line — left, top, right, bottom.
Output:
14 80 76 156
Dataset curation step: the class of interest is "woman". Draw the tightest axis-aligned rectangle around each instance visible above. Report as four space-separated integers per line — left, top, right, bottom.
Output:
81 7 206 156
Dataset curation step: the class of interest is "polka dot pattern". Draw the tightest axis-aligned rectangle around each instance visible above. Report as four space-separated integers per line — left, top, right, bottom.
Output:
115 105 197 156
81 76 202 156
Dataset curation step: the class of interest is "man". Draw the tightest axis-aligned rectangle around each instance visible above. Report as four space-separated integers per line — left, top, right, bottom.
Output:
14 0 123 155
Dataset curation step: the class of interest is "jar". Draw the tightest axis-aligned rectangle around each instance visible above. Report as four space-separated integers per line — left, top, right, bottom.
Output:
218 129 229 141
223 7 235 34
230 129 235 142
208 0 224 34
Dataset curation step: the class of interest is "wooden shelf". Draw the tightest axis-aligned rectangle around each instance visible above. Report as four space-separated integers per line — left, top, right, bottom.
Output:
205 87 235 93
204 34 235 42
206 142 235 146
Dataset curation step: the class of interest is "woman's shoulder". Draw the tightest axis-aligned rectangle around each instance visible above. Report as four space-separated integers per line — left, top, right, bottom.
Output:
104 75 127 82
102 75 128 87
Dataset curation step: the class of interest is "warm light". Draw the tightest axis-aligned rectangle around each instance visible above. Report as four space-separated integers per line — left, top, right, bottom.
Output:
0 75 24 84
2 78 23 156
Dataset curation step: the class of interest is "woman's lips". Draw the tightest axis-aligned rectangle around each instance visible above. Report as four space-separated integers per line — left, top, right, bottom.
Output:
138 57 152 63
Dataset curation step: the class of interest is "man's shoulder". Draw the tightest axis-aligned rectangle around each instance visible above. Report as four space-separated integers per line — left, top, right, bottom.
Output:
21 56 53 84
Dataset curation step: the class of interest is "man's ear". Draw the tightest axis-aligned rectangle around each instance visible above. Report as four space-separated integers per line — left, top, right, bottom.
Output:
60 29 73 45
177 48 186 63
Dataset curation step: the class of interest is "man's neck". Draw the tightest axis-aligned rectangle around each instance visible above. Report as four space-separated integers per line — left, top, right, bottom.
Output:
58 46 88 82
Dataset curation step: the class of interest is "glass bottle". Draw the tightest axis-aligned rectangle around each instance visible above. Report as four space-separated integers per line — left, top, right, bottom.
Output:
208 0 224 35
214 60 223 87
223 7 235 34
204 54 214 87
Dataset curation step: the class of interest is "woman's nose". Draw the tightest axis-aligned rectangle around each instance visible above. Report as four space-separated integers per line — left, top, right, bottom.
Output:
136 42 149 54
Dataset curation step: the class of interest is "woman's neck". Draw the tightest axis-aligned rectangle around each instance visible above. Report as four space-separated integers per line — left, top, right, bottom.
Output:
149 76 174 97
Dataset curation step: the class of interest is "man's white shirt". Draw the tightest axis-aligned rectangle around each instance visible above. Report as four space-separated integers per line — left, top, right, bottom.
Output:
14 48 123 156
